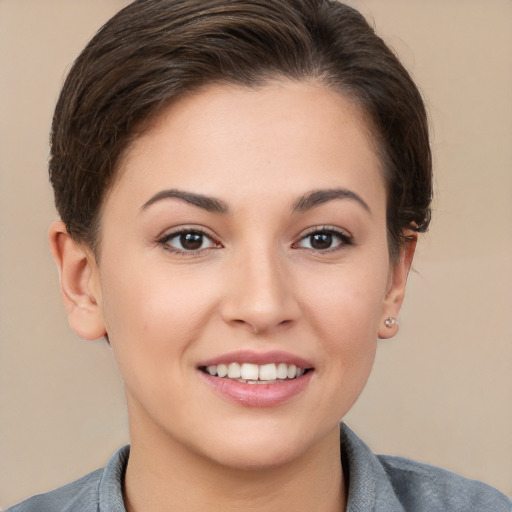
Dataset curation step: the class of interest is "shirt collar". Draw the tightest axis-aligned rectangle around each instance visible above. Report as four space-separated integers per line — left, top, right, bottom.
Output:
97 424 404 512
99 444 130 512
341 423 404 511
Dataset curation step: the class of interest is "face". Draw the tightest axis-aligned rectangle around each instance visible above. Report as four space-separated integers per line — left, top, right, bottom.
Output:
72 81 412 470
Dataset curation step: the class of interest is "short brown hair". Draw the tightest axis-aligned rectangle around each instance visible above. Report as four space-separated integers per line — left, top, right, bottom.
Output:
50 0 432 258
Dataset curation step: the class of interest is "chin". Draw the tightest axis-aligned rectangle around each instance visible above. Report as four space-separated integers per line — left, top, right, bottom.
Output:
191 419 335 472
205 440 304 471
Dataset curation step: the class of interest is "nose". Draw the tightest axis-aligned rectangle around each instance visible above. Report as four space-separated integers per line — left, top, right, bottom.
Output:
220 246 300 335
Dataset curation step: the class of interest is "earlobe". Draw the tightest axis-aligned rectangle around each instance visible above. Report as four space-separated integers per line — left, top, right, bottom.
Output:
378 232 417 339
48 221 106 341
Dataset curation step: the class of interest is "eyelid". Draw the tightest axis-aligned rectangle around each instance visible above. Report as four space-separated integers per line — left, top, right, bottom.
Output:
293 225 353 251
157 226 222 255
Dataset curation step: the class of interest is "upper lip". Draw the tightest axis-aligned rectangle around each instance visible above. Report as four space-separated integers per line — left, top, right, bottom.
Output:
198 350 314 369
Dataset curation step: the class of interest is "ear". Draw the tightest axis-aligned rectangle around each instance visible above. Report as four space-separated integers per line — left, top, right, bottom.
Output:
378 231 417 339
48 221 107 341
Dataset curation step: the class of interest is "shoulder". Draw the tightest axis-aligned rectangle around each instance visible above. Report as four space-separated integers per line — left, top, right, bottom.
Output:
378 454 512 512
5 469 103 512
340 424 511 512
5 445 130 512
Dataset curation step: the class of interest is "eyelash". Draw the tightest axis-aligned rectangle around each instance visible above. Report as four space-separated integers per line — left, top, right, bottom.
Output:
293 227 353 252
157 228 221 255
157 226 353 256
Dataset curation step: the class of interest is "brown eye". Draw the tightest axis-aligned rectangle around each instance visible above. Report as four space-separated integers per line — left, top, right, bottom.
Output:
310 232 333 250
180 232 203 250
160 229 218 253
296 228 352 251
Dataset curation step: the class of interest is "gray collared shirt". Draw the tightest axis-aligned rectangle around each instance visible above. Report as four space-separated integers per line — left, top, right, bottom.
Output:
7 424 512 512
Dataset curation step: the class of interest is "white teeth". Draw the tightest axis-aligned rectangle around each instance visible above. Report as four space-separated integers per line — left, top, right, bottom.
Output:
205 362 308 381
259 363 277 381
228 362 241 378
241 363 259 380
276 363 288 379
217 364 228 378
287 364 297 379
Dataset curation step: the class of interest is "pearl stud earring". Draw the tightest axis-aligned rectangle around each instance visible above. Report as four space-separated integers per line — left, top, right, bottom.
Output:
384 317 397 328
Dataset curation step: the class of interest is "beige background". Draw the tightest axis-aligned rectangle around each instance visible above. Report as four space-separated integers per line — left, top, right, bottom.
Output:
0 0 511 508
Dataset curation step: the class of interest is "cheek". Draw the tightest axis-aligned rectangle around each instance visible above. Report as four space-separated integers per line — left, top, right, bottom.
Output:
294 270 381 423
98 261 212 366
301 264 388 337
298 258 387 391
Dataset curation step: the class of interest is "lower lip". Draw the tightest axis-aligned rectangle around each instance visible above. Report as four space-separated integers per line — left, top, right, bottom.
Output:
198 371 313 407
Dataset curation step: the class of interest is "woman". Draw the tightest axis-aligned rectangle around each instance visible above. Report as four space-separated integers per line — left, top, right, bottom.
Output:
7 0 510 510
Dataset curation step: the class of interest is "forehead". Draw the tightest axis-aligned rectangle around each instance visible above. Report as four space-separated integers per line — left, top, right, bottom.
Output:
109 80 385 213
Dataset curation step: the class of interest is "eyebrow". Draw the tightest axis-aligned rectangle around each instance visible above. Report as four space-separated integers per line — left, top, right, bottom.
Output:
292 188 372 215
141 187 370 216
141 189 229 214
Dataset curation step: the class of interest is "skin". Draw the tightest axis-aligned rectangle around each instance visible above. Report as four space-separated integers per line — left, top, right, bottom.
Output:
50 80 416 512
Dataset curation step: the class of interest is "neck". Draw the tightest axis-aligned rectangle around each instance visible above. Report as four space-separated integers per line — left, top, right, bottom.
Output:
123 411 345 512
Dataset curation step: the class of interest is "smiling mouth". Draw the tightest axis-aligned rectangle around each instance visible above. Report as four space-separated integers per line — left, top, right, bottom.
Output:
199 362 313 384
